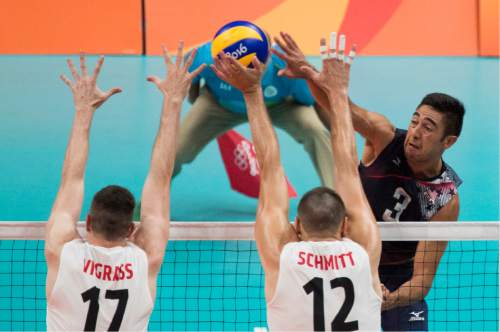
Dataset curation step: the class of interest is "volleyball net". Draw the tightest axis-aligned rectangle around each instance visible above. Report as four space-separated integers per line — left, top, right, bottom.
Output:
0 222 498 331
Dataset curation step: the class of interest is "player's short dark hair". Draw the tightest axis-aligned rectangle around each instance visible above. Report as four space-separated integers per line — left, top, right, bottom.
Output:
297 187 346 235
89 185 135 241
418 92 465 137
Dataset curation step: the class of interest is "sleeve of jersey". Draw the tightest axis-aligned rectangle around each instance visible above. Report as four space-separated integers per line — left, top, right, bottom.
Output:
290 78 315 106
444 162 463 188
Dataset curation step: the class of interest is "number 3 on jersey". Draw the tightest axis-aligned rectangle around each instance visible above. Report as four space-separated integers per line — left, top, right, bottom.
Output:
303 277 358 331
382 187 411 221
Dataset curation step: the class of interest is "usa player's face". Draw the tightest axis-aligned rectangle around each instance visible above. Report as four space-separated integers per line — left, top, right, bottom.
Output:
404 105 448 163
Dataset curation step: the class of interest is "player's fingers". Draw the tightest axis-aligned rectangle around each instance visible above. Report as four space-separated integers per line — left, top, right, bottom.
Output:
146 75 162 87
161 44 173 67
188 63 206 80
220 52 234 68
103 87 122 99
210 64 229 82
271 48 291 65
67 59 80 80
300 65 317 80
338 34 346 61
225 54 245 72
329 32 337 59
320 38 328 60
183 48 198 73
273 37 290 55
283 32 299 50
60 74 73 89
91 56 105 82
250 56 262 72
346 44 357 65
214 53 229 73
213 56 230 77
175 40 184 68
79 52 88 76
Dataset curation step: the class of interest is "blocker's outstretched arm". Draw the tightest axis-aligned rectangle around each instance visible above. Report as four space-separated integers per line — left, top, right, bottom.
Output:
211 54 298 301
46 54 121 298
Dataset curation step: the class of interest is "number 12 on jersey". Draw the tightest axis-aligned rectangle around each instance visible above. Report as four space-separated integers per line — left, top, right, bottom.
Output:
303 277 359 331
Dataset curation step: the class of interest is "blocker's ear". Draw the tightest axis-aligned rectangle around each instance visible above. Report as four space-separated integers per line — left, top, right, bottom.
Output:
340 216 349 238
126 223 135 238
294 217 303 240
86 215 92 233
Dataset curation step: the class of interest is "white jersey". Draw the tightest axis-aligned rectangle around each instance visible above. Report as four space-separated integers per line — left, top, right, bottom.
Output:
267 239 381 331
47 239 153 331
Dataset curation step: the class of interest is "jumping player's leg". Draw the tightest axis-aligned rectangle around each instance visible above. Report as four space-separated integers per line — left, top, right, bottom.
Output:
269 102 334 188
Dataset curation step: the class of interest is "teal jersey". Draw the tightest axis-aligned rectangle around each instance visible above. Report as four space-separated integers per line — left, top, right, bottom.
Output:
189 42 315 114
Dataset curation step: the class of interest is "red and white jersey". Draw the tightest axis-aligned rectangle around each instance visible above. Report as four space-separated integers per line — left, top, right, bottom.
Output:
267 239 381 331
47 239 153 331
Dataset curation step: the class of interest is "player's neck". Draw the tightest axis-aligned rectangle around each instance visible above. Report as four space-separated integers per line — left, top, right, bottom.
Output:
302 234 342 242
87 232 128 248
407 157 443 179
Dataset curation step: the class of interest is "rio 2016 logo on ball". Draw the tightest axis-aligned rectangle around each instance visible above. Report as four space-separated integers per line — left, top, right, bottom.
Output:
211 20 270 67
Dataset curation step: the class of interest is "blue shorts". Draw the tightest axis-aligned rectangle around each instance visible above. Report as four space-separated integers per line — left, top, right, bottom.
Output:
379 261 428 331
382 300 428 331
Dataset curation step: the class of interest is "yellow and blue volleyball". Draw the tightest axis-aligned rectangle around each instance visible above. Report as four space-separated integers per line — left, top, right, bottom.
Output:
211 20 269 67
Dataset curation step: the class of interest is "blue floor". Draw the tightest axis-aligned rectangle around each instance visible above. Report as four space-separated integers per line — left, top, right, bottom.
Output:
0 55 498 222
0 55 498 331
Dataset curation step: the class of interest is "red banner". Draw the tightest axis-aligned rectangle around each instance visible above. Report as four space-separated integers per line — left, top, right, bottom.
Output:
217 130 297 198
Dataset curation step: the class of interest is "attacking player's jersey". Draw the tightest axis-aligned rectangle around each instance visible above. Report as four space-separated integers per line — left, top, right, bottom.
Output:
46 239 153 331
359 129 462 264
267 240 381 331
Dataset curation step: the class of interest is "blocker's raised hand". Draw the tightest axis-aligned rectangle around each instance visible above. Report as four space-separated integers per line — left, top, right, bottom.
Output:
147 42 206 100
211 53 264 94
272 31 316 79
60 54 122 110
301 33 356 97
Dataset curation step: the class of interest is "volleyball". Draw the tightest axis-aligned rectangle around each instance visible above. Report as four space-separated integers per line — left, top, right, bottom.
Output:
211 20 270 67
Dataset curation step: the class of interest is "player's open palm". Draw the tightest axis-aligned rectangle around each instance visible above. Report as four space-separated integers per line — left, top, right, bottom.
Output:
272 31 315 79
148 42 206 100
211 53 264 94
60 54 122 110
302 33 356 98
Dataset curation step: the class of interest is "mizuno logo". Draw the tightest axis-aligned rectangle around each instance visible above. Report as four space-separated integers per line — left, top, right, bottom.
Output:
409 311 425 321
392 157 401 167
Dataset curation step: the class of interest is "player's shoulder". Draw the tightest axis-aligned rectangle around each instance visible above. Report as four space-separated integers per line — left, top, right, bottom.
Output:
340 237 370 253
56 239 85 268
189 42 213 67
364 128 405 166
440 161 462 187
61 238 84 251
283 239 366 252
125 241 149 259
382 128 406 150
